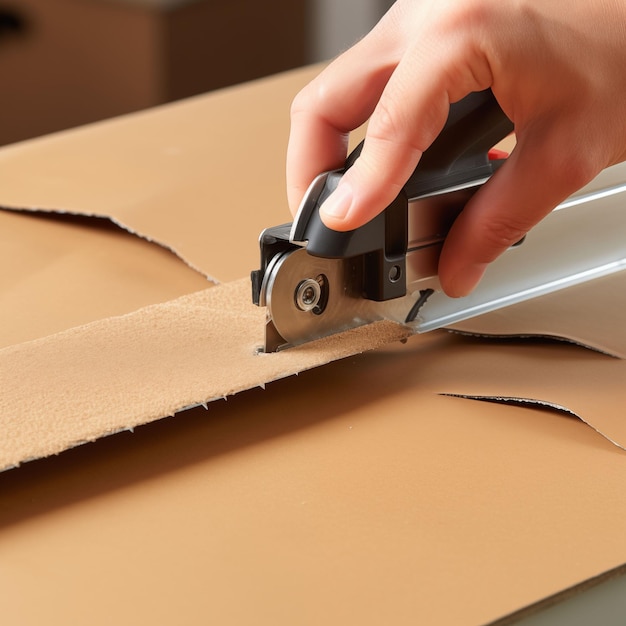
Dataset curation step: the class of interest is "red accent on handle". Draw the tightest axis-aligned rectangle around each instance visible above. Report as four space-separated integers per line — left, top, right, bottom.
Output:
488 148 509 161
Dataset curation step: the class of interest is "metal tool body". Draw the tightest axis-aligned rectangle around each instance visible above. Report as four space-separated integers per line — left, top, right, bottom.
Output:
252 90 626 352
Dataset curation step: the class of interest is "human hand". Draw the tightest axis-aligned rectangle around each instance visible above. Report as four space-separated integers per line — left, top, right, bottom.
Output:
286 0 626 296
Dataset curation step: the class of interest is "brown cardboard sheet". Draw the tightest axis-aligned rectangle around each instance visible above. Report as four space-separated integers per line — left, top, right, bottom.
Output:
1 337 626 626
1 65 626 624
0 209 209 348
403 331 626 450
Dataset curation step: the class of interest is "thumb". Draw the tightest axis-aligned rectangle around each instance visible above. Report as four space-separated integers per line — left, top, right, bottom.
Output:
438 118 600 297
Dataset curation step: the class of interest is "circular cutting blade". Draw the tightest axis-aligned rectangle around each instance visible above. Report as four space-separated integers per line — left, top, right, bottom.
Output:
260 248 416 350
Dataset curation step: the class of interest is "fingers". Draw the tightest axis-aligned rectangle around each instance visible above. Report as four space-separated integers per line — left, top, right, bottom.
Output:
316 23 494 230
285 0 453 218
286 30 400 216
438 117 601 297
287 1 495 228
317 60 445 230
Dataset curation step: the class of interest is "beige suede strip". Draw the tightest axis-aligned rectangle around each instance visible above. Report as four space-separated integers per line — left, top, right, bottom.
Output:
0 278 411 470
4 273 626 471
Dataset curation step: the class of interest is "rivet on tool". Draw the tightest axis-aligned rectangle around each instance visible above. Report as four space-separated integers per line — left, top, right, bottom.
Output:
388 265 402 283
295 278 322 312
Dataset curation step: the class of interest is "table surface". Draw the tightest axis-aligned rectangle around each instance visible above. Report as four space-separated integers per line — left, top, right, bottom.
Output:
1 64 625 626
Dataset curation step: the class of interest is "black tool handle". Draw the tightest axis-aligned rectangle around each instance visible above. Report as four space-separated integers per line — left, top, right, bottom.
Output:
279 90 513 302
346 89 513 199
300 89 512 258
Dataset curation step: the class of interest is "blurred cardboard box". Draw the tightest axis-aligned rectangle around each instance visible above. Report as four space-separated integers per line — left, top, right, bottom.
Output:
0 0 306 145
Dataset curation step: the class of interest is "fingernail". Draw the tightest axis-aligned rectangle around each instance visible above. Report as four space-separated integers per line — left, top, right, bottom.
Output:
449 262 488 297
320 181 353 222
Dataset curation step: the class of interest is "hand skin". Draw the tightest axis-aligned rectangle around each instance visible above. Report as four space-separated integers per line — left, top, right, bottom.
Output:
286 0 626 297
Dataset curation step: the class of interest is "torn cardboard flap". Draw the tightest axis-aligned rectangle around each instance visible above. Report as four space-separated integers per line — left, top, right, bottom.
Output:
396 332 626 451
0 67 321 283
0 209 209 348
0 69 317 343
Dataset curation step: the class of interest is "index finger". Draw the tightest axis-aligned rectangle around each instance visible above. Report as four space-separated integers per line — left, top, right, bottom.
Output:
286 37 399 215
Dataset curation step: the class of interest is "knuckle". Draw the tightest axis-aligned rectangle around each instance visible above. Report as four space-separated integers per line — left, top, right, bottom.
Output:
369 96 406 143
353 153 405 203
563 155 597 191
478 215 531 259
290 86 314 120
290 76 334 120
289 91 305 119
536 143 598 200
459 0 496 26
439 0 494 32
368 94 431 156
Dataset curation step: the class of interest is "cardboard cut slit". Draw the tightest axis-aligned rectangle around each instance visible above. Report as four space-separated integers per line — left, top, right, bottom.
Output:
443 394 626 452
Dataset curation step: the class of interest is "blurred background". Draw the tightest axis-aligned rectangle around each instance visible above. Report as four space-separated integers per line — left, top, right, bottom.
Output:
0 0 394 146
